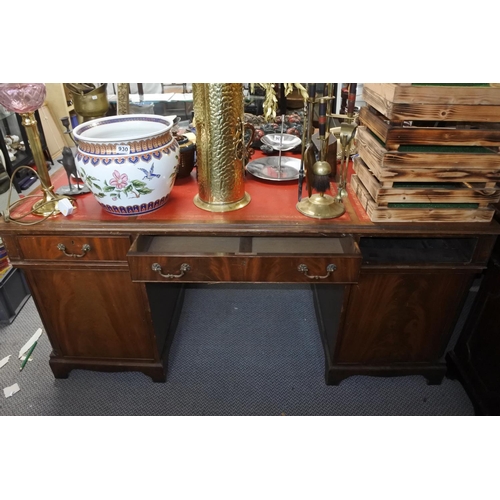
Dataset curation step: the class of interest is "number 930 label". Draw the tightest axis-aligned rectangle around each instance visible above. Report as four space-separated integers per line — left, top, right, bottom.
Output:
116 145 130 154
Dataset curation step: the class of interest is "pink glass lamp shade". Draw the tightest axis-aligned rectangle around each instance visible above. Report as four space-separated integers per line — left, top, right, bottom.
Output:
0 83 46 113
0 82 71 218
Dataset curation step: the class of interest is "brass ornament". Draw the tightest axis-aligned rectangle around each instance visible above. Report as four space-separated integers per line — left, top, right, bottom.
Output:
251 83 308 122
116 83 130 115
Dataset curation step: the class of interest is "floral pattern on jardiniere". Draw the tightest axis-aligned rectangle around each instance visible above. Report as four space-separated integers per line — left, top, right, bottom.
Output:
79 167 154 200
109 170 129 189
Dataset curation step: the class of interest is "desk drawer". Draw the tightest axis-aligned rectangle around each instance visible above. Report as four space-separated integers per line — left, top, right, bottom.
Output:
17 235 132 262
127 235 361 284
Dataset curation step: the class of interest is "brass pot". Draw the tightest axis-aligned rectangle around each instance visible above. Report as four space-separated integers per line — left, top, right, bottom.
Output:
66 83 109 122
192 83 252 212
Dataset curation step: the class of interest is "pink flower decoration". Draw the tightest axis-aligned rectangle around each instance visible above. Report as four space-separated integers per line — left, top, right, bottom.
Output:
109 170 128 189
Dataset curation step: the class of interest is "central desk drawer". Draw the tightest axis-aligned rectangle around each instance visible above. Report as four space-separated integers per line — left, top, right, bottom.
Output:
127 235 361 283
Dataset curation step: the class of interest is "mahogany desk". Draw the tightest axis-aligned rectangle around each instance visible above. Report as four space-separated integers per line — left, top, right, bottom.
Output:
1 164 499 384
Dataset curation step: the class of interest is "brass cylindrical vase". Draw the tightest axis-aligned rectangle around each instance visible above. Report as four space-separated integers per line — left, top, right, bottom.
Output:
192 83 251 212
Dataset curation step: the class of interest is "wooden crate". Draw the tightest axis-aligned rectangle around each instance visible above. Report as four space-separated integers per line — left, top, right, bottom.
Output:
360 106 500 150
353 126 500 222
353 156 500 207
356 125 500 183
351 172 496 223
363 83 500 122
353 85 500 223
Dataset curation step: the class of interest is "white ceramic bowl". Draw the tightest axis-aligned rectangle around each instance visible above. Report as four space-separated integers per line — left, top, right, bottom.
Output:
73 114 180 216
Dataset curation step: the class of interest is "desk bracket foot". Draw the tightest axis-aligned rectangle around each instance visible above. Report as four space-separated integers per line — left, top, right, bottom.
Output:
49 353 168 382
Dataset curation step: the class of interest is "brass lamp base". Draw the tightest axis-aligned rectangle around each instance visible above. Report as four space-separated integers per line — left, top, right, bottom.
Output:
31 188 76 217
296 193 345 219
193 192 251 212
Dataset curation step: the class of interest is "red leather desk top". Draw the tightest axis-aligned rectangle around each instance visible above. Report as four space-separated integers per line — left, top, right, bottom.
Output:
11 151 371 227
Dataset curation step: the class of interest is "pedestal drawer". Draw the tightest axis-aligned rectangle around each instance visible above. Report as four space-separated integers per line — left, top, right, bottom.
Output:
17 235 132 262
127 235 361 284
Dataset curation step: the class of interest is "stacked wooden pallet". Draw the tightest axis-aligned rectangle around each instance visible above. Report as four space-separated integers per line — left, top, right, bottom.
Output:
352 83 500 222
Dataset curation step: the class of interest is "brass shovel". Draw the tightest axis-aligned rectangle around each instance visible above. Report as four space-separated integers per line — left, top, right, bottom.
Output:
301 84 317 200
337 83 358 200
337 122 356 200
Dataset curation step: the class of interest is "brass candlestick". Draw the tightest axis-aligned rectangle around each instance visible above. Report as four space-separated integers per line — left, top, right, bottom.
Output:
22 112 71 216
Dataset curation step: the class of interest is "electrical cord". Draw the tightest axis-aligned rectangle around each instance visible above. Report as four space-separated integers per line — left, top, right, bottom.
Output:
2 165 57 225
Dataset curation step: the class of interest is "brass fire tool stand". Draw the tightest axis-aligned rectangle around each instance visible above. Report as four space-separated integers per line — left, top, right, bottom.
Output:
296 84 345 219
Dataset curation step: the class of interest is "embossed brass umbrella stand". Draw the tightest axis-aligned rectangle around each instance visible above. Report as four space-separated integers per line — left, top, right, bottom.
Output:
192 83 253 212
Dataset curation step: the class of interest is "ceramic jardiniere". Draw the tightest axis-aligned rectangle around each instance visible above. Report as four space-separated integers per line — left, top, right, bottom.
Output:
73 114 179 216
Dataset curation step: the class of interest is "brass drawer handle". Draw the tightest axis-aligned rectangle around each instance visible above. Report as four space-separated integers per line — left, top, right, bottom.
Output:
57 243 91 258
297 263 337 279
151 262 191 279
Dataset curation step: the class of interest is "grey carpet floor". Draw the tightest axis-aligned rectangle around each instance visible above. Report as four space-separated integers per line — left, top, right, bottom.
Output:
0 284 474 416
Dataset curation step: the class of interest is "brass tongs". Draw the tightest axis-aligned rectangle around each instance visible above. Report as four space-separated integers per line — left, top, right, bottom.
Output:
302 84 317 200
337 123 356 200
336 84 358 200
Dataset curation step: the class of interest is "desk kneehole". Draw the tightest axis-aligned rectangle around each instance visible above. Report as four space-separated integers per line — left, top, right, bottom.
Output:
127 235 361 284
